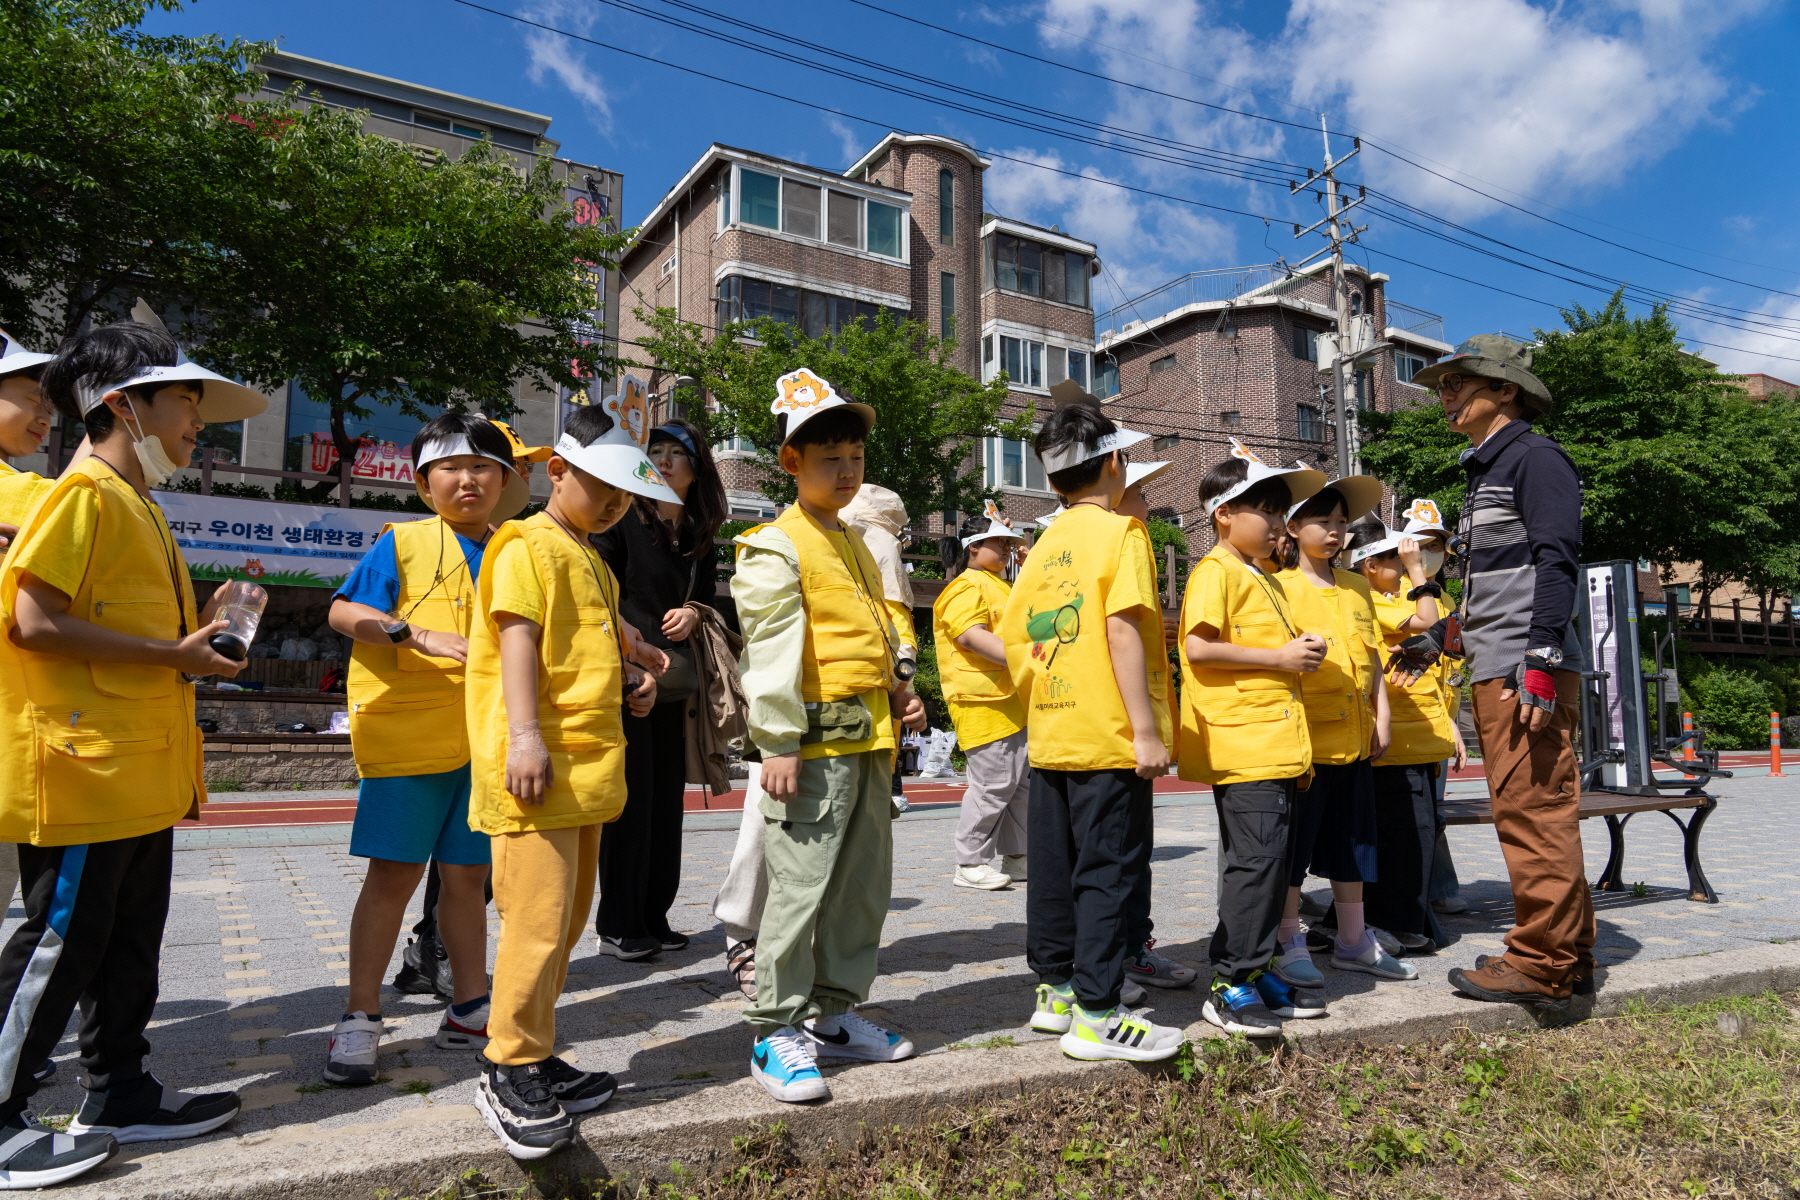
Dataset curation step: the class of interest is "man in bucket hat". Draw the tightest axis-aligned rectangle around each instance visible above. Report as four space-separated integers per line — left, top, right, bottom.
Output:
1398 335 1594 1009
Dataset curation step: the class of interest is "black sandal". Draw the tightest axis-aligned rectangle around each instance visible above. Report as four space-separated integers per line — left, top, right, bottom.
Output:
726 938 756 1001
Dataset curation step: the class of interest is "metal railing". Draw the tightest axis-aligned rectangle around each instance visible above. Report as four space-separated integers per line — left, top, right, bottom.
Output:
1382 299 1446 345
1095 265 1296 340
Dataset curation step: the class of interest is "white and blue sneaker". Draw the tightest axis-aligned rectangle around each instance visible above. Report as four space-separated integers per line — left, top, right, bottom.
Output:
1254 971 1328 1019
1202 981 1284 1038
1124 939 1198 989
1273 934 1325 989
751 1028 831 1103
802 1012 915 1063
1331 930 1419 980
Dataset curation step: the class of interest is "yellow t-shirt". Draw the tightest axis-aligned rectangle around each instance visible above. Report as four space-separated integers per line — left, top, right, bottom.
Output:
0 461 53 532
1275 566 1380 766
487 534 549 625
1176 545 1311 785
934 568 1026 750
1369 589 1456 765
809 528 896 760
1001 505 1169 772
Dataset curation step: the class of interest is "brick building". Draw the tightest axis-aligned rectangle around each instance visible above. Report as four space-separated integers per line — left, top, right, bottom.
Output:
618 132 1100 528
1090 260 1454 536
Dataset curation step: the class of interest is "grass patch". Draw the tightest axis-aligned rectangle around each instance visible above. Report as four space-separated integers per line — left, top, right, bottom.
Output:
597 991 1800 1200
211 778 245 793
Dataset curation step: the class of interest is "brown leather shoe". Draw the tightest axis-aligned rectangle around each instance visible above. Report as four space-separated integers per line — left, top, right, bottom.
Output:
1473 953 1594 997
1449 956 1571 1008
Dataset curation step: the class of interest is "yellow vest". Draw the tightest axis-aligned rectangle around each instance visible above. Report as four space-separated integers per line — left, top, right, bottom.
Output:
932 568 1017 704
347 518 476 778
1000 505 1171 772
1276 566 1380 766
1177 546 1311 786
0 460 53 531
1370 590 1457 766
465 513 628 833
0 460 203 846
748 505 892 702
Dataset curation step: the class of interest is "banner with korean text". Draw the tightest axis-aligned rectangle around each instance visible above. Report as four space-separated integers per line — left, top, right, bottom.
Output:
153 489 422 589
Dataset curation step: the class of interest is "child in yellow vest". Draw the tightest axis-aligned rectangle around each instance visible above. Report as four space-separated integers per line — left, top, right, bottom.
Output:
1272 478 1419 986
732 370 927 1105
0 322 265 1185
459 395 673 1158
934 503 1030 890
1178 443 1327 1038
1347 513 1459 952
319 414 531 1086
1002 401 1185 1064
0 329 56 539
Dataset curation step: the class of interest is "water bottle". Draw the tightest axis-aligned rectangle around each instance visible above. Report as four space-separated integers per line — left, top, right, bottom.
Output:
208 580 269 661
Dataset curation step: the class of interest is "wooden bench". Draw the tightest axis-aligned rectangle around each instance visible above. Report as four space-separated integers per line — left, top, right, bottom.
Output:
1441 786 1719 903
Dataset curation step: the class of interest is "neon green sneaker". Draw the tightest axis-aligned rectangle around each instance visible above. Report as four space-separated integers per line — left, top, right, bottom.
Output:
1030 983 1076 1033
1059 1006 1185 1063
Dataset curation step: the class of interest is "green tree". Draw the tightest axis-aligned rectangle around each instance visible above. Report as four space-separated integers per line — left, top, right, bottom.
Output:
631 307 1030 522
1360 292 1800 594
0 0 271 342
184 104 629 495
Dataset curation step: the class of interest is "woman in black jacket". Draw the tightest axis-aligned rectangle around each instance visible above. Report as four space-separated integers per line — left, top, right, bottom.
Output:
592 418 727 959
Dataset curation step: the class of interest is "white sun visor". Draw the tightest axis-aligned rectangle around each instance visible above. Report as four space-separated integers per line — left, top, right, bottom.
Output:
1125 459 1173 490
553 375 682 504
0 328 52 376
961 499 1027 546
1038 424 1150 474
413 430 530 522
1204 439 1326 515
83 362 268 423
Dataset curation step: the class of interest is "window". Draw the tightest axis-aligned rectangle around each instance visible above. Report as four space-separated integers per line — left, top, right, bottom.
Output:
739 169 781 230
718 167 731 229
285 382 439 473
659 253 677 279
1396 353 1428 384
715 276 887 337
827 191 861 247
986 233 1090 307
1044 346 1092 389
1219 411 1241 427
867 201 903 258
717 435 759 456
1291 326 1317 360
1094 356 1119 398
983 436 1048 492
1068 349 1089 390
1297 404 1325 442
783 180 821 239
413 111 486 138
1148 353 1177 375
940 272 955 340
938 168 954 245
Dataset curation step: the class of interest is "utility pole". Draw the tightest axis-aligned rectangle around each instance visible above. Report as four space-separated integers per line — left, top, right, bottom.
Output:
1289 117 1382 477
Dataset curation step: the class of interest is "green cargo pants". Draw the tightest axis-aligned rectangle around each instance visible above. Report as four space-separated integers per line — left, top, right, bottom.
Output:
742 748 893 1034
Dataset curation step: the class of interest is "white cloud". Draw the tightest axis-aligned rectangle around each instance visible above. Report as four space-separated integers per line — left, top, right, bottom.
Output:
1688 293 1800 383
822 116 866 169
521 0 613 135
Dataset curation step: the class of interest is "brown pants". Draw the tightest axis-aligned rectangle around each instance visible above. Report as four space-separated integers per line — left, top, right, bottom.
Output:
1471 672 1596 985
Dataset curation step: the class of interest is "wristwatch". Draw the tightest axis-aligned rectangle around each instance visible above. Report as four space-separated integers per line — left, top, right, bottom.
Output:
1525 645 1564 669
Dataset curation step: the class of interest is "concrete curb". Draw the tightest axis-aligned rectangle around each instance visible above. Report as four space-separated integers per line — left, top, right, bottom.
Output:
59 940 1798 1199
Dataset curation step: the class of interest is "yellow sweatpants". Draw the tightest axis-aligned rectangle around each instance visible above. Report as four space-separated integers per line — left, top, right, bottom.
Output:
485 823 602 1066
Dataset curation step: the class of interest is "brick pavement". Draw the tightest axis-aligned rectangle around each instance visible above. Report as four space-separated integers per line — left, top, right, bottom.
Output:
8 773 1795 1141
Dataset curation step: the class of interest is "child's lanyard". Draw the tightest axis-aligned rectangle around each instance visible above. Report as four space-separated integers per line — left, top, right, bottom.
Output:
1244 561 1298 641
835 525 900 681
543 515 629 660
396 518 485 623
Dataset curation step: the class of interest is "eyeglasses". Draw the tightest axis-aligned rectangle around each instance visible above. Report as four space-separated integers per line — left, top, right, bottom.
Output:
1434 373 1495 397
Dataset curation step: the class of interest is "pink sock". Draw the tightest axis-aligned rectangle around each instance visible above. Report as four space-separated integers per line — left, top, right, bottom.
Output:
1278 918 1304 946
1337 902 1366 949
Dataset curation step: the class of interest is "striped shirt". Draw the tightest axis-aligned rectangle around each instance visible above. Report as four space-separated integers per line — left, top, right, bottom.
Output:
1457 419 1584 682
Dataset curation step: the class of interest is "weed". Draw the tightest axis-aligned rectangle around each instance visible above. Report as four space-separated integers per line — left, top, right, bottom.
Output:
296 1083 328 1094
400 1079 432 1096
1630 880 1651 897
212 778 245 793
970 1034 1017 1050
1366 1124 1431 1171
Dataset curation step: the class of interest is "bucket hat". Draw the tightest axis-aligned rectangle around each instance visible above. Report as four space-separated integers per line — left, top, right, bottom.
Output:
1408 334 1553 415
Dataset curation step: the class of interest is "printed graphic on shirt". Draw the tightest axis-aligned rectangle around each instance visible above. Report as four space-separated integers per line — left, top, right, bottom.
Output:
1025 587 1084 671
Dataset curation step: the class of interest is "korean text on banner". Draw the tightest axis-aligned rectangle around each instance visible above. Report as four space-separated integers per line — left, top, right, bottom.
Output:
153 489 421 589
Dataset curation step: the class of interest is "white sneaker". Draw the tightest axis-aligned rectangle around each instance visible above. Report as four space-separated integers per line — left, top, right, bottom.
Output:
802 1012 915 1062
954 864 1012 891
1121 978 1146 1007
436 998 490 1050
1059 1007 1184 1063
321 1012 383 1086
1000 855 1028 882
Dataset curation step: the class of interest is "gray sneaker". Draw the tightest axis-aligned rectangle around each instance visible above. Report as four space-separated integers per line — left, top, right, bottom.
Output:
1331 931 1418 980
1123 940 1197 989
1273 934 1325 988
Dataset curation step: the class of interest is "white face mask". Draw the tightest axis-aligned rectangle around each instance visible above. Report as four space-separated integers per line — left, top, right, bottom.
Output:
123 398 181 487
1419 548 1447 579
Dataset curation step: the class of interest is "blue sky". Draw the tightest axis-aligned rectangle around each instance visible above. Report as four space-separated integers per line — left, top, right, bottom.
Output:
147 0 1800 377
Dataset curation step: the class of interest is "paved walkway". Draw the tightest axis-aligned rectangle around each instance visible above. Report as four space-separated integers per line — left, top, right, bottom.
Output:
11 770 1795 1142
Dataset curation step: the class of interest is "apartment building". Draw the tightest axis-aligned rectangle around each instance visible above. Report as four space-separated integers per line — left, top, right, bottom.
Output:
1090 260 1454 532
618 132 1100 527
239 52 623 502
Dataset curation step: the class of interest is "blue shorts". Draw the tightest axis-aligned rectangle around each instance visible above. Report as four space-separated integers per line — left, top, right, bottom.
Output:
349 763 491 866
